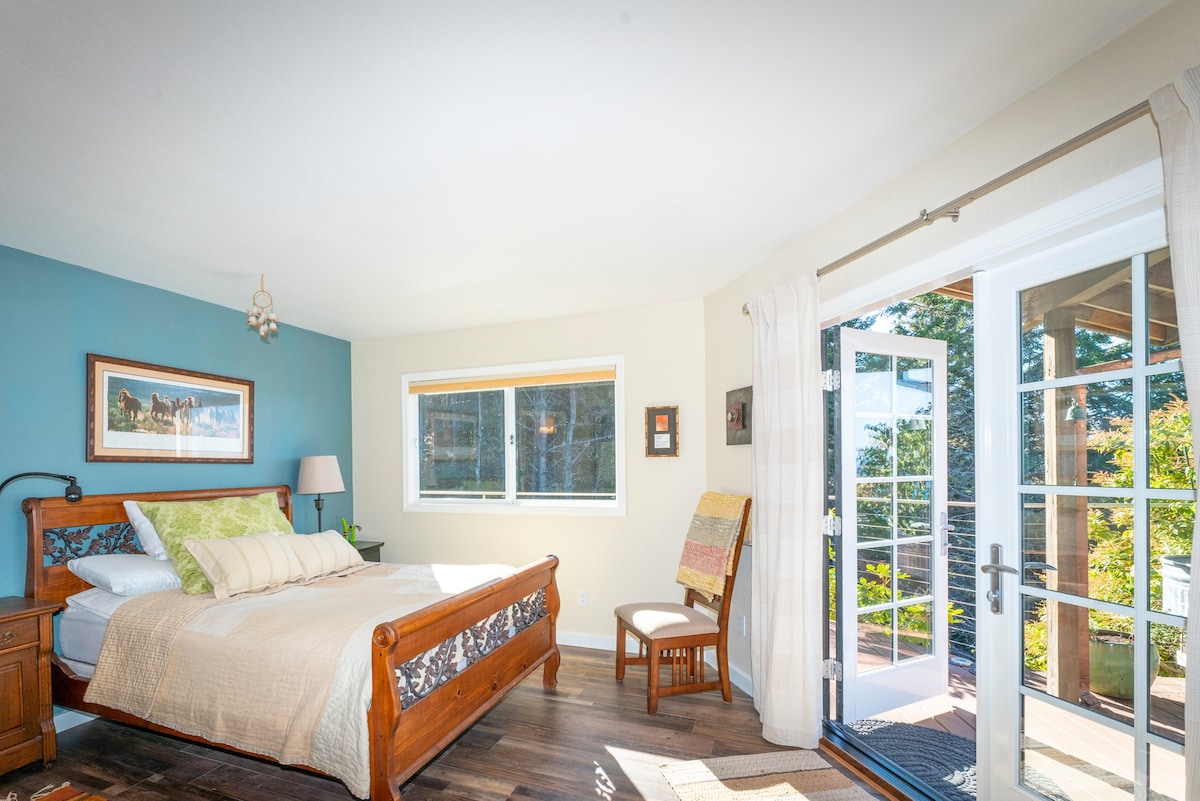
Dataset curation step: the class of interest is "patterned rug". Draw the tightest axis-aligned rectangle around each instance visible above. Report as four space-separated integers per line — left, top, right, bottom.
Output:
832 719 1069 801
660 750 874 801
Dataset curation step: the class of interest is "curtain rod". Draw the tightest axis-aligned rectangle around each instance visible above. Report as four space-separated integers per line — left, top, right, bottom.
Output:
741 98 1153 315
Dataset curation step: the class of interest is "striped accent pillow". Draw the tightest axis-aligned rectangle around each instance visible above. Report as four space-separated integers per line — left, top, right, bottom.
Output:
284 530 365 580
184 531 304 599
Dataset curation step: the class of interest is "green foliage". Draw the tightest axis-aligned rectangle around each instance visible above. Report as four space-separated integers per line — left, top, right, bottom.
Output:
1024 397 1192 672
832 555 964 644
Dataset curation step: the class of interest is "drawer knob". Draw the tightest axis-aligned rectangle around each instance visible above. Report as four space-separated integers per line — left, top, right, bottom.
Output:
0 630 13 643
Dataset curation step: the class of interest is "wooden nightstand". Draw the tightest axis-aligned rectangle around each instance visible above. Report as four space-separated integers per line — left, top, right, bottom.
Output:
0 597 60 775
353 540 383 562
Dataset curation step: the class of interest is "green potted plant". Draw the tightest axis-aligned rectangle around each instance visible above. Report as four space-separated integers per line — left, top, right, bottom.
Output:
1088 629 1160 699
340 517 361 544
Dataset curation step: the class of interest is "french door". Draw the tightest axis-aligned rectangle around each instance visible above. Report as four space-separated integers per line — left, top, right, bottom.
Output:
832 327 949 723
975 216 1188 800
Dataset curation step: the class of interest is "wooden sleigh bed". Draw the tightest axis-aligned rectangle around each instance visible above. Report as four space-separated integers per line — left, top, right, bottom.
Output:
23 485 561 801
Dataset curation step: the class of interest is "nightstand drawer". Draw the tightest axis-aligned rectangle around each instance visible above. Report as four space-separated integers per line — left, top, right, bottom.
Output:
0 617 37 651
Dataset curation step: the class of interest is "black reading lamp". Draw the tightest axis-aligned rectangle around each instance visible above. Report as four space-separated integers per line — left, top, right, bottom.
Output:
0 471 84 502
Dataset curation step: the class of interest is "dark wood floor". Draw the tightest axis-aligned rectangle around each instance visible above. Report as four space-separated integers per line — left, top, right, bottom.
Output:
2 646 883 801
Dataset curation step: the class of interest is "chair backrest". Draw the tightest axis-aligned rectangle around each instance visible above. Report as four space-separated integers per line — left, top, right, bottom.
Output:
675 492 751 616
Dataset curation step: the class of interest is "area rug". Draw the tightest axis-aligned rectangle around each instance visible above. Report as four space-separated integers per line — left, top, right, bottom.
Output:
660 750 874 801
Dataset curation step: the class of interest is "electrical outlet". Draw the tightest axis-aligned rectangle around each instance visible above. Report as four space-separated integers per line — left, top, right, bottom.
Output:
738 615 747 636
578 590 588 606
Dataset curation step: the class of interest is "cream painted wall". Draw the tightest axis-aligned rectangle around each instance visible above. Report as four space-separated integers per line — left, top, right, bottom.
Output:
351 299 708 647
705 0 1200 690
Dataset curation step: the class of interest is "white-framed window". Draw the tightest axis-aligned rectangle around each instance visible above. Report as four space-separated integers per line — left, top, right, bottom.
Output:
402 356 626 514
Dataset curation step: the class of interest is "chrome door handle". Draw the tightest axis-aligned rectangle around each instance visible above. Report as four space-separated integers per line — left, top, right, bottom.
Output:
981 543 1019 614
938 512 955 557
980 550 1059 615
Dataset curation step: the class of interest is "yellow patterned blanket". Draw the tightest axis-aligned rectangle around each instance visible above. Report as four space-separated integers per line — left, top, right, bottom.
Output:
675 492 750 597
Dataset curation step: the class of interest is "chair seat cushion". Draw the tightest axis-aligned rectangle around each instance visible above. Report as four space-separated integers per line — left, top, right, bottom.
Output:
615 602 719 638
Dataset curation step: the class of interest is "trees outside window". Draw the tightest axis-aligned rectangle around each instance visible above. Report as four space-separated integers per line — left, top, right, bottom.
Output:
405 358 623 511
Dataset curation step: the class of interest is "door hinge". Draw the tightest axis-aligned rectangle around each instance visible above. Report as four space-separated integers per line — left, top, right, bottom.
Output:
822 659 843 681
823 515 842 538
822 369 841 391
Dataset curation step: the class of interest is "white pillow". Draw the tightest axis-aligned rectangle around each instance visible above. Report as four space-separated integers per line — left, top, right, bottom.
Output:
123 500 169 560
66 587 135 619
283 530 365 580
67 553 182 595
184 531 306 599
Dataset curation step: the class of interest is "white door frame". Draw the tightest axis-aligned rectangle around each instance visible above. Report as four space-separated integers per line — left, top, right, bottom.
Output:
973 209 1168 797
815 162 1167 798
837 328 949 723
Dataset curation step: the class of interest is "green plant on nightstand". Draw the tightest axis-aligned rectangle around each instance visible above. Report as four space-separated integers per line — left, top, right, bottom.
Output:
341 517 361 544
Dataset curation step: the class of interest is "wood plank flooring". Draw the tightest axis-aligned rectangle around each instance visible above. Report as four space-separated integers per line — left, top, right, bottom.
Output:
1 647 885 801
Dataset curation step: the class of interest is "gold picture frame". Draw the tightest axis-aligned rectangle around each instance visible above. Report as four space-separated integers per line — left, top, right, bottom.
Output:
86 354 254 463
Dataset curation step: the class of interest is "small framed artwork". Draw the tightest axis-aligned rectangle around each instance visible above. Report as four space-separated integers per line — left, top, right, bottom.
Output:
87 354 254 463
645 405 679 457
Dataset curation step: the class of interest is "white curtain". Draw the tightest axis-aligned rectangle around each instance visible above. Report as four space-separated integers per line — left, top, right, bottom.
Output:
746 273 824 747
1150 64 1200 798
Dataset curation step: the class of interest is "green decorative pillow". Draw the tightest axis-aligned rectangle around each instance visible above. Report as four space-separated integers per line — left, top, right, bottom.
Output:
138 492 294 594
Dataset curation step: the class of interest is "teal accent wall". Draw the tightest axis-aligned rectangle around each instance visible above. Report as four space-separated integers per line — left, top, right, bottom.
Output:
0 245 353 598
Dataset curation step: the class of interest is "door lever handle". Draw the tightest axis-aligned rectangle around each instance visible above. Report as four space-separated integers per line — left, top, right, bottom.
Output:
981 544 1020 614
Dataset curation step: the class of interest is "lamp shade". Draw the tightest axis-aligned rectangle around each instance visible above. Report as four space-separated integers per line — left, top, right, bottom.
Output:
297 455 345 495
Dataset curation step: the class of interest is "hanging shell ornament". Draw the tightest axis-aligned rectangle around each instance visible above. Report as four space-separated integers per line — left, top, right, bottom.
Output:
246 275 280 341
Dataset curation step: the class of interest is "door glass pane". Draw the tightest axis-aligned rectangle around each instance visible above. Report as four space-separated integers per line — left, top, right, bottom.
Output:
896 542 931 598
1020 381 1134 487
855 419 893 478
1023 598 1150 728
1150 498 1194 614
1022 693 1135 800
858 547 893 604
855 352 893 414
1146 247 1179 366
895 356 933 415
896 418 932 475
1022 493 1134 605
858 609 894 673
897 480 931 537
1150 743 1186 800
896 601 932 662
1020 258 1133 384
856 482 893 542
1149 619 1186 745
1148 372 1191 490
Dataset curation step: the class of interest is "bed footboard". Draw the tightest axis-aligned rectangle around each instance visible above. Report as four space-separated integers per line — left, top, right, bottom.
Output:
368 555 560 801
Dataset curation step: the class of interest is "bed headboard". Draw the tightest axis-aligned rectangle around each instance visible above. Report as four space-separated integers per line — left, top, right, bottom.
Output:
23 485 293 606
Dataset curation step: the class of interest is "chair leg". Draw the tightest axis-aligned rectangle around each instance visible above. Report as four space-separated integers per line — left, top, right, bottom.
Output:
615 620 627 681
717 643 732 702
647 643 660 715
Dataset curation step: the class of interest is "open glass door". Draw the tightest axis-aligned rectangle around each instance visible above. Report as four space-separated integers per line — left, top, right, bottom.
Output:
975 228 1188 800
833 327 949 722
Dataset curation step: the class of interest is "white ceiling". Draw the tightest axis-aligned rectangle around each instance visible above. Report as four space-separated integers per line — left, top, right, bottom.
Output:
0 1 1169 341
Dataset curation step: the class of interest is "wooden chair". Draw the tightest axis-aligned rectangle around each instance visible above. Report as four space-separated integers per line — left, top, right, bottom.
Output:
614 492 751 714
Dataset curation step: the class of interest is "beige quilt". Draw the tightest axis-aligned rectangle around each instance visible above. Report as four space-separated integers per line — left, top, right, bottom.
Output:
84 562 514 799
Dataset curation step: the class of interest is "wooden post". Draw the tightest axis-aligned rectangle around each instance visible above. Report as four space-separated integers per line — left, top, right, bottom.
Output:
1042 308 1090 701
